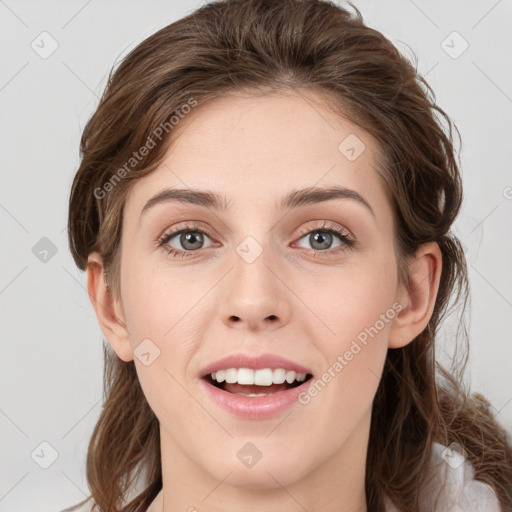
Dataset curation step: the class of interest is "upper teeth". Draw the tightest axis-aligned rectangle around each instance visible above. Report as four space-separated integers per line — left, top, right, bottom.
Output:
211 368 307 386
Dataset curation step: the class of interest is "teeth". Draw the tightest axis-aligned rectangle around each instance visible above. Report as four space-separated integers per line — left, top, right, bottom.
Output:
285 371 296 384
236 392 269 397
210 368 308 386
238 367 255 385
273 368 286 384
214 370 225 382
225 368 238 383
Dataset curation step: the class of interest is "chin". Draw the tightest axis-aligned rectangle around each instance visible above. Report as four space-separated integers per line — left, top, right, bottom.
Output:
203 449 313 490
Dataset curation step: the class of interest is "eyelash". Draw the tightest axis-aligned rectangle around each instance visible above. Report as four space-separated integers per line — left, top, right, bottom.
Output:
157 221 355 259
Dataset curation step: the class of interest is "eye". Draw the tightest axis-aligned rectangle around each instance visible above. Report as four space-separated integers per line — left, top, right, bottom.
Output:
157 221 355 259
157 223 215 258
294 222 355 255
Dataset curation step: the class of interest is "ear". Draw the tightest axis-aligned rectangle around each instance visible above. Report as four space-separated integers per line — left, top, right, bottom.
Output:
86 252 134 362
388 241 442 349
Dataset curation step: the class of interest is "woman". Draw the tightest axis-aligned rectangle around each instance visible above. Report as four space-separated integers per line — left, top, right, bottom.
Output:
65 0 512 510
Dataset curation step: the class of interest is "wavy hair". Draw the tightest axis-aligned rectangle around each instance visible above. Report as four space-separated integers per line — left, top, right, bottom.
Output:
66 0 512 510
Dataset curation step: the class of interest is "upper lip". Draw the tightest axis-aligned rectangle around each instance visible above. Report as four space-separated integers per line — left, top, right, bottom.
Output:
199 353 313 378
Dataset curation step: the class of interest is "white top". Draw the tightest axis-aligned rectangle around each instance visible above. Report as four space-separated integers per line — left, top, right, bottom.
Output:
385 442 501 511
62 442 501 512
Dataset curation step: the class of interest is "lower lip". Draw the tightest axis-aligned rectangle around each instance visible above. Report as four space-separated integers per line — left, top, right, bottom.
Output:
199 377 313 419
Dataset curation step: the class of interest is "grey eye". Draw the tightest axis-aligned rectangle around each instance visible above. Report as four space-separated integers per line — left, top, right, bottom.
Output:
168 231 213 251
296 230 343 251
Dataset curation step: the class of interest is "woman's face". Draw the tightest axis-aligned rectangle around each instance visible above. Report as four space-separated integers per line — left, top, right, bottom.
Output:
113 90 402 489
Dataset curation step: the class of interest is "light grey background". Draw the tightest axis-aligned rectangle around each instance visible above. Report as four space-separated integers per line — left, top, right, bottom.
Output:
0 1 511 510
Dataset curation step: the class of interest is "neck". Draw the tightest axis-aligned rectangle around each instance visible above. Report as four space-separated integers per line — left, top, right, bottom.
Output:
154 410 371 512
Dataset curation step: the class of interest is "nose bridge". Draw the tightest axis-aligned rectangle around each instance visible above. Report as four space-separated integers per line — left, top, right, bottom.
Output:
231 233 277 300
218 232 290 330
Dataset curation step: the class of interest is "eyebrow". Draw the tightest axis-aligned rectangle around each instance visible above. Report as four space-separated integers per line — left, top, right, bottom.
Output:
139 185 374 219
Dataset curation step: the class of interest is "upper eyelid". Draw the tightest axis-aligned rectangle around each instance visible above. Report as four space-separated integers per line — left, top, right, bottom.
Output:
160 221 353 244
160 225 355 261
159 222 215 241
296 221 352 237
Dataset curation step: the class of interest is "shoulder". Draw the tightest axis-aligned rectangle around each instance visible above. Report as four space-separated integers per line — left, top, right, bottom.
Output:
425 442 501 511
386 442 502 512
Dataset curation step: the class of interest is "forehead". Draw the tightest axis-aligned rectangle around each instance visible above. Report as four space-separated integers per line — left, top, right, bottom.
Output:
124 89 391 223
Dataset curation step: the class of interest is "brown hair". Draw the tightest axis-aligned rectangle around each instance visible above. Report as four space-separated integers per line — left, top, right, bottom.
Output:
66 0 512 510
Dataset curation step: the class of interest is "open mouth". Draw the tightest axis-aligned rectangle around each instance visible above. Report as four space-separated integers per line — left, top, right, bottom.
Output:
199 365 315 418
203 372 314 396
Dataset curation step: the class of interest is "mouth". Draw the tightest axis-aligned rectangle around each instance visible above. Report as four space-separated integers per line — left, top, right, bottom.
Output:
203 370 314 396
198 354 315 418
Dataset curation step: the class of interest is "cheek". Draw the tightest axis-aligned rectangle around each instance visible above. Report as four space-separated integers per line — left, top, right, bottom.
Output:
119 262 209 409
303 258 396 406
311 257 397 342
300 312 390 445
120 258 202 345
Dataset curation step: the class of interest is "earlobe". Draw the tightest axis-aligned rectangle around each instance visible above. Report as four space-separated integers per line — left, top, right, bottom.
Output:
388 241 442 349
86 252 134 362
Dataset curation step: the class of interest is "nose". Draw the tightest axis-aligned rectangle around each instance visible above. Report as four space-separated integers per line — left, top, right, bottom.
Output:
218 241 291 332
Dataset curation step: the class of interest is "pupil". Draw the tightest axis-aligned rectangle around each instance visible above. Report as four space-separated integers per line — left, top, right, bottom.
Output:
182 232 203 250
311 232 331 250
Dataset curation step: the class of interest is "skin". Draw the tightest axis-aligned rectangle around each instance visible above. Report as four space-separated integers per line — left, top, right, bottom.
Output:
87 89 442 512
